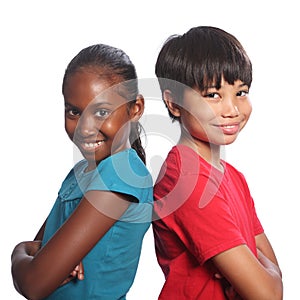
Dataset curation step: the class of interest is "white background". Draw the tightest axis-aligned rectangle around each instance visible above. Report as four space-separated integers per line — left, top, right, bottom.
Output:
1 0 299 299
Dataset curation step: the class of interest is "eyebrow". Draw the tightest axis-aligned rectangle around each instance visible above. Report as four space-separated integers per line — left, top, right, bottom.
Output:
238 83 249 88
203 82 249 90
64 101 114 108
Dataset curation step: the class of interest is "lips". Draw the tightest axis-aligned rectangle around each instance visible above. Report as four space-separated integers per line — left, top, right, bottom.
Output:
83 140 104 149
217 123 240 135
76 139 106 152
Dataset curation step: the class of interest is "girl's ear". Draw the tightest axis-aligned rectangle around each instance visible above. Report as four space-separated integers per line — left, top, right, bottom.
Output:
163 90 181 118
130 94 145 122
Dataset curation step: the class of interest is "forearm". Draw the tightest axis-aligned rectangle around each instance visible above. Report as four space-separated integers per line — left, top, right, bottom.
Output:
214 245 283 300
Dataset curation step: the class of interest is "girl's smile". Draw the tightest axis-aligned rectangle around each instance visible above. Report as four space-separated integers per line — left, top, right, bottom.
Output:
80 140 105 151
64 70 133 169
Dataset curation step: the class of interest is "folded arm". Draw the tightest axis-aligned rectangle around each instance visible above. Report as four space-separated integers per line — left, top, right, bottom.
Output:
11 191 130 300
212 235 283 300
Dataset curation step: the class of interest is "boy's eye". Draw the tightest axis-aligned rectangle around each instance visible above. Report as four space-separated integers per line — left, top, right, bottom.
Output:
237 90 249 97
204 92 220 100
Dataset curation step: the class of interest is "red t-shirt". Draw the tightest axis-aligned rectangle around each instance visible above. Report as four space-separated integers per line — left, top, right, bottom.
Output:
153 145 264 299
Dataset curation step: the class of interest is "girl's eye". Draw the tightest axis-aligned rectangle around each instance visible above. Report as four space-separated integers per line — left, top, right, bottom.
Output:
66 108 80 117
95 109 110 118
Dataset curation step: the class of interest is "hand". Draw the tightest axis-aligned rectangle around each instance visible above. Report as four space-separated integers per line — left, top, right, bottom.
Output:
61 261 84 286
12 240 42 257
223 286 243 300
257 248 282 278
26 240 42 256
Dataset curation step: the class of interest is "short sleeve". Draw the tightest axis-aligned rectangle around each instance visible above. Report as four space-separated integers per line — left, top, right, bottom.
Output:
234 170 264 236
86 149 153 203
172 180 246 265
249 194 264 236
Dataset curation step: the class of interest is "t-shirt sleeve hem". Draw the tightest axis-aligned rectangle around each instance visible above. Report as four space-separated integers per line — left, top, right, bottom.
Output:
254 226 264 236
85 187 140 203
200 238 246 265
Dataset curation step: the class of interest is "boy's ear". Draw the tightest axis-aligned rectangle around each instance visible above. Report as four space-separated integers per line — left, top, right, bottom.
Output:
130 94 145 122
163 90 181 118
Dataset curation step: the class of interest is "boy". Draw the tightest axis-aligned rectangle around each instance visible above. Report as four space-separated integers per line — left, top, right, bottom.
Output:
152 26 283 300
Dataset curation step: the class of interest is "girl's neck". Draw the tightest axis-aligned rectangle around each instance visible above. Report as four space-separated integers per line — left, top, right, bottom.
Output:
178 133 224 172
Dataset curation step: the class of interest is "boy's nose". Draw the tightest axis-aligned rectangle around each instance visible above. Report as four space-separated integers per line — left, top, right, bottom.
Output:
221 99 239 118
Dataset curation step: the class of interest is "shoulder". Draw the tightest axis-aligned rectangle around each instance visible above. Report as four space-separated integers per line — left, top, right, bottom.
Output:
154 145 208 212
97 149 152 185
155 145 213 190
156 145 202 179
99 149 147 171
88 149 153 203
58 159 87 189
223 161 249 187
154 146 182 196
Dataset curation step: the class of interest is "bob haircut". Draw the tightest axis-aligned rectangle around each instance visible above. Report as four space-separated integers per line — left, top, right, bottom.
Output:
155 26 252 119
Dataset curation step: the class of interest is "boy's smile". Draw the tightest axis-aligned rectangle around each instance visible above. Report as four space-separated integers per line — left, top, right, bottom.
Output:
181 79 251 141
215 123 241 135
169 78 252 165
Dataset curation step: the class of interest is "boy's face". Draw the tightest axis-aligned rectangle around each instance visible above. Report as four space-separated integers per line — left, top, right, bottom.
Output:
179 78 252 147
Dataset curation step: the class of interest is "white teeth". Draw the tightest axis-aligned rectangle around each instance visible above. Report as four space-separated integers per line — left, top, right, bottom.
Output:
222 125 235 128
84 141 103 148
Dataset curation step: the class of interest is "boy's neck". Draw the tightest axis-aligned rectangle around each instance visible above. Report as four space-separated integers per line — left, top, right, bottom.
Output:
178 134 224 172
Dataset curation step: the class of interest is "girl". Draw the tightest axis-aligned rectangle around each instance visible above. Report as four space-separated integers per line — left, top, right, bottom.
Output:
152 26 283 299
11 44 153 299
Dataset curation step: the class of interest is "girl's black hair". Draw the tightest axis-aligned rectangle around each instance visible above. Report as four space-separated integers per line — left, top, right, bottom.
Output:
155 26 252 120
62 44 146 164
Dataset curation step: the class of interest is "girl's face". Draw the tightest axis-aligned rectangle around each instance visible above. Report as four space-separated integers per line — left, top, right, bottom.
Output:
173 77 252 150
64 70 139 170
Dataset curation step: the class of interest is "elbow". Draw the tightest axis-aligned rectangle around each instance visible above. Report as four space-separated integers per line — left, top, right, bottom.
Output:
19 287 47 300
13 274 48 300
241 277 283 300
265 289 283 300
271 283 283 300
269 274 283 300
21 282 51 300
259 281 283 300
11 248 53 300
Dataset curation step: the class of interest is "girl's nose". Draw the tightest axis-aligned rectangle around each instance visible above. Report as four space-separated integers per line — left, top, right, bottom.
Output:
77 113 97 138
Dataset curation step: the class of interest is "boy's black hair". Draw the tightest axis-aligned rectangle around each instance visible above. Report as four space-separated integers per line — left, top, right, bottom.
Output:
155 26 252 120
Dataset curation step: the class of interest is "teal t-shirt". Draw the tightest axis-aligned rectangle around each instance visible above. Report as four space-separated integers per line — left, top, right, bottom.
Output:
42 149 153 299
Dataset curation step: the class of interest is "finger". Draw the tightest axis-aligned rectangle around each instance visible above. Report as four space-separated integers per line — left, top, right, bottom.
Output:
77 261 84 280
78 261 84 272
77 269 84 280
61 275 73 286
225 286 239 300
214 272 223 279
